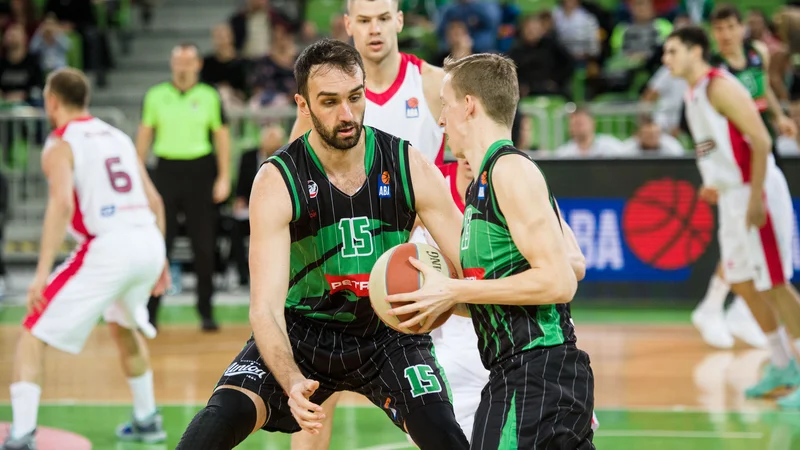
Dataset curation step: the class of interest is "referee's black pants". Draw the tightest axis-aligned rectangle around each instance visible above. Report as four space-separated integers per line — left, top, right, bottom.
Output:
148 154 217 325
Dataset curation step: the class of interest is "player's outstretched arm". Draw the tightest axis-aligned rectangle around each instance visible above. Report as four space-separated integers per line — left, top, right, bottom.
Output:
33 140 75 286
248 163 325 433
555 201 586 282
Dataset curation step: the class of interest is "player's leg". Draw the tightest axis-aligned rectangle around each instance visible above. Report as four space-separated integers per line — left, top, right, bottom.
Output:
355 330 469 449
692 262 735 348
290 391 341 450
724 294 768 349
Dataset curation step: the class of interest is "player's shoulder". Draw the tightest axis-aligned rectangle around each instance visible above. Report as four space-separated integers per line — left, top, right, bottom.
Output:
491 148 546 187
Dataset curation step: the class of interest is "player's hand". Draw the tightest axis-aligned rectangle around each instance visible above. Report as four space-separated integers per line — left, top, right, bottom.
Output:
746 195 767 229
698 186 719 204
26 273 48 315
212 176 231 204
288 378 325 434
778 114 797 139
151 260 171 296
385 257 457 333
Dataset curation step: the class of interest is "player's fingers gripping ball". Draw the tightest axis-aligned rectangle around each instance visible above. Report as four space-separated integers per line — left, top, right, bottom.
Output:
369 243 458 334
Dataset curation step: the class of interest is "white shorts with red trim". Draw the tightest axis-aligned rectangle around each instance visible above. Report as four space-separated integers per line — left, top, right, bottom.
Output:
23 226 165 354
718 169 794 292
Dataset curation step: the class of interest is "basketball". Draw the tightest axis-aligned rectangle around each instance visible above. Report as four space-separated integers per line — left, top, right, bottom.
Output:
381 171 390 184
369 242 458 334
622 178 715 270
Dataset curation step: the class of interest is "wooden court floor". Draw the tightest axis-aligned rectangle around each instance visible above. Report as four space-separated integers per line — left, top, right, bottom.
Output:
0 321 798 449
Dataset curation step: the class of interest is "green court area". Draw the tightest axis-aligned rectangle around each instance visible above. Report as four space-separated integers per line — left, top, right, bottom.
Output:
1 404 799 450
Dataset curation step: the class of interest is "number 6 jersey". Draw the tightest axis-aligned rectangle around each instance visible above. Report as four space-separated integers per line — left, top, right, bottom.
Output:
266 125 416 337
50 116 155 242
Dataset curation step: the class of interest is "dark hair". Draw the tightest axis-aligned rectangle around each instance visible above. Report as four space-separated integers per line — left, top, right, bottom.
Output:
46 68 90 109
294 38 365 99
443 53 519 128
710 3 742 24
667 25 711 61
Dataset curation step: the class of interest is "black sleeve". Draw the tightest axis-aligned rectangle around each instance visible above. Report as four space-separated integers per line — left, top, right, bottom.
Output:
235 150 254 199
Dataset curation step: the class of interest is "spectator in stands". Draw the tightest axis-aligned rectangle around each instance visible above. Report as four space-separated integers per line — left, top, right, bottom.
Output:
229 0 288 59
497 0 521 53
431 20 472 67
640 64 688 136
777 102 800 155
553 0 600 65
554 106 626 156
44 0 108 87
747 9 782 54
677 0 713 24
436 0 500 53
248 22 296 109
230 124 286 286
201 23 249 111
509 13 575 99
617 0 679 22
29 14 70 74
0 0 38 43
622 116 685 155
0 24 42 105
329 15 350 43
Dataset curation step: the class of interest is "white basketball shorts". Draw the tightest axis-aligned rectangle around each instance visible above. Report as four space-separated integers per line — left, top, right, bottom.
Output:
23 226 165 354
718 168 794 292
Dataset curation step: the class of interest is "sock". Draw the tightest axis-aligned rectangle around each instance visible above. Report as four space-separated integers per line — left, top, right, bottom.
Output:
128 371 157 422
766 327 793 369
698 274 729 314
10 382 41 439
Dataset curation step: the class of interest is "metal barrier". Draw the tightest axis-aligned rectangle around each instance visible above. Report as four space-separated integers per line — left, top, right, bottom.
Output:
547 101 661 151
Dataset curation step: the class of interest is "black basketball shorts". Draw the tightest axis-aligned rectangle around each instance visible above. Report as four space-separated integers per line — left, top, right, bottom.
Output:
216 314 453 433
470 344 595 450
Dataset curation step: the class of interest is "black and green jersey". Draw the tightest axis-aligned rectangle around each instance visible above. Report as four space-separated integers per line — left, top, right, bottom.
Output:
266 126 416 337
711 40 776 139
459 140 577 369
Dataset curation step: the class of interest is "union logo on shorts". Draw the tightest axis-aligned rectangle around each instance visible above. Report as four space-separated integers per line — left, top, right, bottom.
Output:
378 171 391 198
308 180 318 199
406 97 419 118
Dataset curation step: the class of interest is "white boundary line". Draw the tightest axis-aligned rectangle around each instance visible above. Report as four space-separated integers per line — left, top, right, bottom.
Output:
595 430 763 439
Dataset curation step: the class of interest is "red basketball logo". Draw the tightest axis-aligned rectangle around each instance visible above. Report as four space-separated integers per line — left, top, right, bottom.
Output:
406 97 419 108
622 178 714 270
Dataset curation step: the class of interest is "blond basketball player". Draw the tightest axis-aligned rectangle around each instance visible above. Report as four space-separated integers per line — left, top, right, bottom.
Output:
1 69 170 450
663 26 800 408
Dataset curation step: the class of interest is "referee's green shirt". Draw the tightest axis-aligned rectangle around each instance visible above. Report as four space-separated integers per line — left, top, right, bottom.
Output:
141 82 226 160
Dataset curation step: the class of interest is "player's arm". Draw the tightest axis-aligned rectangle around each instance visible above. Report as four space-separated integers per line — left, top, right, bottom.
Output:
422 62 446 121
555 201 586 282
769 46 791 103
211 91 231 202
34 139 75 281
290 106 313 141
135 89 156 163
136 159 165 237
754 41 795 137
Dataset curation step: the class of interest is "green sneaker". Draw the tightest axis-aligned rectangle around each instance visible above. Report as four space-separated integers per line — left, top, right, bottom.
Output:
777 387 800 409
745 361 800 398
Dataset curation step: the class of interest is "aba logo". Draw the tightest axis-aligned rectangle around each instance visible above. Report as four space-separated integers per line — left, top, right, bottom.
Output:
406 97 419 118
621 178 714 270
477 171 488 200
308 180 318 199
378 171 391 198
748 50 761 65
694 139 716 158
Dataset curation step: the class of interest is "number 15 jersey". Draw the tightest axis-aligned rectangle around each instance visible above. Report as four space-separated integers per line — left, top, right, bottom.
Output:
50 116 155 242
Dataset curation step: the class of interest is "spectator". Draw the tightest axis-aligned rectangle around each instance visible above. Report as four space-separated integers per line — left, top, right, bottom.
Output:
617 0 679 22
509 13 575 99
0 24 42 105
622 116 685 155
776 102 800 155
747 9 782 54
431 20 472 67
201 23 249 110
436 0 501 53
497 0 521 53
0 0 38 43
553 0 600 64
641 64 688 136
329 15 350 44
554 107 626 156
29 15 70 74
229 0 288 59
248 22 296 109
230 124 286 286
44 0 109 87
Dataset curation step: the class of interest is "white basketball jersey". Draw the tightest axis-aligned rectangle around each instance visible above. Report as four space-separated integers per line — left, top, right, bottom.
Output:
50 117 155 241
365 52 446 165
685 68 777 191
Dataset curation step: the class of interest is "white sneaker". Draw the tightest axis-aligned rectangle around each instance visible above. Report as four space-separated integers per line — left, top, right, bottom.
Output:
692 308 735 349
725 296 767 349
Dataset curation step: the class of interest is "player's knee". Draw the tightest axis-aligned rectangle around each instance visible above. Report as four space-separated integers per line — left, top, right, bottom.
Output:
175 388 259 450
405 402 470 450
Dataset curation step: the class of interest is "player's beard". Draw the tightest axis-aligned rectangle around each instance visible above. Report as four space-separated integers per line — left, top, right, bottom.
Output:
310 108 365 151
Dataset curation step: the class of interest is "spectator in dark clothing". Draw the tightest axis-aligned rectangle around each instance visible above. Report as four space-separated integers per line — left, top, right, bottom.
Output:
229 124 286 285
0 23 42 104
0 0 39 44
431 21 473 67
229 0 290 59
437 0 501 53
44 0 109 86
509 14 575 99
497 0 521 52
248 22 296 109
201 23 248 110
29 15 71 73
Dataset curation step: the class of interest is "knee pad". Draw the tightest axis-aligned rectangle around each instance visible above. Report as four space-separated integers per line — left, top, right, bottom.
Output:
405 402 470 450
175 388 258 450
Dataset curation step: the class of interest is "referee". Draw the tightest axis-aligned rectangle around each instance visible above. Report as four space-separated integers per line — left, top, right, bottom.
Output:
136 43 231 332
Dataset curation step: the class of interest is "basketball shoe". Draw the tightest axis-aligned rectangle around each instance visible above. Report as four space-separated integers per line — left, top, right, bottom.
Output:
744 360 800 398
777 386 800 409
691 308 734 349
0 429 35 450
116 411 167 443
725 296 768 349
